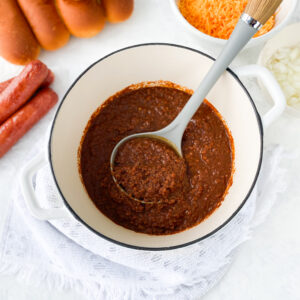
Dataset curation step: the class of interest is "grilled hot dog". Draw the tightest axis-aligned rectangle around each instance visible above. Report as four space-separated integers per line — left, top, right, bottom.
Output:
0 60 49 124
0 69 55 95
0 79 12 95
0 87 58 158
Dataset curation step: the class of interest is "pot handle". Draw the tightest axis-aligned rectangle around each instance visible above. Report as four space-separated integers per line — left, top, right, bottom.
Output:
234 64 286 128
20 152 70 220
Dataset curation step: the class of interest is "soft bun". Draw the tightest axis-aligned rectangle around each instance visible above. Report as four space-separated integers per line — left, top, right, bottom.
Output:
102 0 134 23
17 0 70 51
55 0 105 38
0 0 40 65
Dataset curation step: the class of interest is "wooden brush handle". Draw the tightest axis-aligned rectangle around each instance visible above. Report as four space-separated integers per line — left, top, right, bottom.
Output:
244 0 282 25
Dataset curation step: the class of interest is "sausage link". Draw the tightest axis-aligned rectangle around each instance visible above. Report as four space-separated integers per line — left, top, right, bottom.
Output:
0 79 13 94
0 69 55 94
0 60 49 124
0 87 58 158
43 69 55 87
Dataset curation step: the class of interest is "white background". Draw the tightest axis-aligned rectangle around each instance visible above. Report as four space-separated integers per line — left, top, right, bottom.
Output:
0 0 300 299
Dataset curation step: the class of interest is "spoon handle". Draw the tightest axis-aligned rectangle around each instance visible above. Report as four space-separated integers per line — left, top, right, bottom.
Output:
169 0 282 140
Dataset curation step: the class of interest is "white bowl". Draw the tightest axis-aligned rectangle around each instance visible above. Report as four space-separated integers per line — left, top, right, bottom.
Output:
258 22 300 117
21 44 285 250
169 0 297 49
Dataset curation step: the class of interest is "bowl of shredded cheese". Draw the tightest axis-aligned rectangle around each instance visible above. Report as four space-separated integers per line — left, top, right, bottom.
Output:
258 22 300 117
170 0 297 49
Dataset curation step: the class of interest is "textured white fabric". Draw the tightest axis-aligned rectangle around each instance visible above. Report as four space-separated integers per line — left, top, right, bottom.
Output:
0 146 287 299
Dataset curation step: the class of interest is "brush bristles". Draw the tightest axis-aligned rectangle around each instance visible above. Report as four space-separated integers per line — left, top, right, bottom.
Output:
245 0 282 24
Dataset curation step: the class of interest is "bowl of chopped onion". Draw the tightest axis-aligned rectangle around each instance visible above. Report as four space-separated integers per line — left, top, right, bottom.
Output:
258 22 300 117
170 0 297 49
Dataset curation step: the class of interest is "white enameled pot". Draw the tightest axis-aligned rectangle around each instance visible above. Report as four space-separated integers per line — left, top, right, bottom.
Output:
20 44 286 250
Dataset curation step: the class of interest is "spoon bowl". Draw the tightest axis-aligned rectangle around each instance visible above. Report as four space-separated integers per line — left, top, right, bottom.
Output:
110 131 182 204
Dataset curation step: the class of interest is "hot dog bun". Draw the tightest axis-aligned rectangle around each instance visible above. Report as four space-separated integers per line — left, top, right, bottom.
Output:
0 0 40 65
55 0 105 38
17 0 70 51
102 0 133 23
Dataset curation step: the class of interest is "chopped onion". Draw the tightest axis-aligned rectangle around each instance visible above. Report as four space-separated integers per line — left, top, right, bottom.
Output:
266 45 300 106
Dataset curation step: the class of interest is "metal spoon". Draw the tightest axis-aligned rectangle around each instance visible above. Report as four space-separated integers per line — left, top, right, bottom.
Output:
110 0 282 203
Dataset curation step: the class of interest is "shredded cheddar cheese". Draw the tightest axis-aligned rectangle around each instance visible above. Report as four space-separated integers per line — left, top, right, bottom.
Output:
179 0 276 39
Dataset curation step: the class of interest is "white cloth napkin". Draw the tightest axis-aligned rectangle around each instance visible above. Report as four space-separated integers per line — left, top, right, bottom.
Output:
0 146 287 299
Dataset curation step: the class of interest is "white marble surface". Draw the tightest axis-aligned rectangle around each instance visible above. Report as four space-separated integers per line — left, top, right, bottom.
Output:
0 1 300 299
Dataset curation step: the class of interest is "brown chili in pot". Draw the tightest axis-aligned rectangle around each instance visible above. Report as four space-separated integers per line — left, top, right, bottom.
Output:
79 83 234 235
